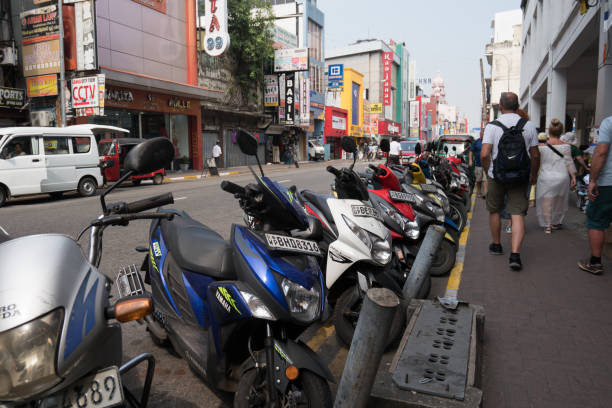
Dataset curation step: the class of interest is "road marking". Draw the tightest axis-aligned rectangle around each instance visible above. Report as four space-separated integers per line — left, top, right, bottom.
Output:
175 197 187 201
306 325 335 352
446 262 464 292
328 347 349 379
443 193 475 299
458 227 470 245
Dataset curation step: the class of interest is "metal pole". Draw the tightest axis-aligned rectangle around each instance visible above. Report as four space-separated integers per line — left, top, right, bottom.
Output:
402 224 445 300
334 288 399 408
58 0 66 127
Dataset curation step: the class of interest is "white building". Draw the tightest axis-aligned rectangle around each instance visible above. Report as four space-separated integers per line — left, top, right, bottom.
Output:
519 0 611 142
485 9 523 119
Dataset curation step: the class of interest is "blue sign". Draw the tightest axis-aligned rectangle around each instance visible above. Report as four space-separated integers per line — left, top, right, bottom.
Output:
328 81 343 89
328 64 344 81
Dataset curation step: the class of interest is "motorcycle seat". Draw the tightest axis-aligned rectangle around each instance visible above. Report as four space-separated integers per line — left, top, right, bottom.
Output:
300 190 336 233
159 210 235 280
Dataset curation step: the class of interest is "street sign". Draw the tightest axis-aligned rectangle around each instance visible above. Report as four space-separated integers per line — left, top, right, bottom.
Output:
328 64 344 81
328 81 343 89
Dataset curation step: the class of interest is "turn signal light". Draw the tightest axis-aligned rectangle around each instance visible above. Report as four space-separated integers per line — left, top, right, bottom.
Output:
285 365 299 381
106 297 154 323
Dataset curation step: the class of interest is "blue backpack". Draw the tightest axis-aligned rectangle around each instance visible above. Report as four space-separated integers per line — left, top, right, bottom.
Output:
491 118 530 184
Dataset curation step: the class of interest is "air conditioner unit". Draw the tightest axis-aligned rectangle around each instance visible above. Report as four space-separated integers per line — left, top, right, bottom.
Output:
31 111 53 127
0 46 17 66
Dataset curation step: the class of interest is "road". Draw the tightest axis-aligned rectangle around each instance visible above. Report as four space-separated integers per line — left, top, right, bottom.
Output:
1 160 447 407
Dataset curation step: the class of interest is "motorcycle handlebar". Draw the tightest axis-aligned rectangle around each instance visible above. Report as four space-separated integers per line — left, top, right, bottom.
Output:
326 166 341 177
107 193 174 214
221 180 246 197
92 212 174 228
368 164 383 175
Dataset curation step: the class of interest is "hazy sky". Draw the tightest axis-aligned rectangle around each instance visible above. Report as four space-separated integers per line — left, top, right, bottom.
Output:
318 0 521 130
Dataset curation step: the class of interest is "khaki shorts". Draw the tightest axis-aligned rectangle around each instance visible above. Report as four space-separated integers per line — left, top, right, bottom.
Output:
474 166 484 182
486 176 529 216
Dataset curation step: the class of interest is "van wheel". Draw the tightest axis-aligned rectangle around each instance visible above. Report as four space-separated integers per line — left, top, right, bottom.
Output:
153 174 164 185
0 186 7 207
78 177 97 197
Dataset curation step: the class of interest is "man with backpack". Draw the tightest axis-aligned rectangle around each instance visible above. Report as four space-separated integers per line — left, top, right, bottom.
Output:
481 92 540 270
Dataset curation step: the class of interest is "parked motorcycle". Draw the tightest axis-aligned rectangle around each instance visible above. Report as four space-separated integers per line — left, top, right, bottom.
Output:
576 173 589 212
0 137 175 408
143 129 333 407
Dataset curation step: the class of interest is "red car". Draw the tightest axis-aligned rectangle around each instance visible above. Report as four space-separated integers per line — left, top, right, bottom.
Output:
400 140 419 165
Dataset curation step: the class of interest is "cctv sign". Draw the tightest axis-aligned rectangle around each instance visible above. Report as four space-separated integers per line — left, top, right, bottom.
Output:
71 76 99 108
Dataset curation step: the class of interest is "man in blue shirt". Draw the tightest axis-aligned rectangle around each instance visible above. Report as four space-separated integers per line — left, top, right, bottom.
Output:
469 128 486 198
579 115 612 274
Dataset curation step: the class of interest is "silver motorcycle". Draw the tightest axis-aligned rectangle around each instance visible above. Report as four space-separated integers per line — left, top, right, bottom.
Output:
0 137 175 408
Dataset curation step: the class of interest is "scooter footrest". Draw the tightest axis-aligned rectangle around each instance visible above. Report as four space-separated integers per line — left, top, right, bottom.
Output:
116 264 144 297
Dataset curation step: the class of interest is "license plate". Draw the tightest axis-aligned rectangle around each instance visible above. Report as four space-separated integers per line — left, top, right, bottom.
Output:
351 205 382 220
389 190 416 203
420 183 438 193
265 233 321 256
62 367 124 408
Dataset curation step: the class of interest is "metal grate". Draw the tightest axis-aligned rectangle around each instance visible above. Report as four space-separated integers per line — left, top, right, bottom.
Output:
392 302 473 400
116 264 144 298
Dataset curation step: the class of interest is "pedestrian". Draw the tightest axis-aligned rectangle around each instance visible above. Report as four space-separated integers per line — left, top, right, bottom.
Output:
469 128 486 198
389 138 401 165
536 119 577 233
481 92 540 270
368 144 376 161
212 140 222 169
578 115 612 275
560 132 589 177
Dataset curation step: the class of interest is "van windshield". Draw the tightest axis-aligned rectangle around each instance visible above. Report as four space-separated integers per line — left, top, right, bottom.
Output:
98 141 115 156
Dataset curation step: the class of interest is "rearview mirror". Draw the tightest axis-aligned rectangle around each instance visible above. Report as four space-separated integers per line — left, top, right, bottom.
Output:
444 146 449 153
341 136 356 153
414 143 422 155
237 128 258 156
124 137 174 175
452 146 457 151
379 139 390 153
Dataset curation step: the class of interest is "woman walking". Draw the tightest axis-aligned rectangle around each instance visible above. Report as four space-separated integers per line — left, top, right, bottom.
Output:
536 119 577 233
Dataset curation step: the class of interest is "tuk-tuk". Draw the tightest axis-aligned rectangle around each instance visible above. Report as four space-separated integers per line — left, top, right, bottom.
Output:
98 137 165 185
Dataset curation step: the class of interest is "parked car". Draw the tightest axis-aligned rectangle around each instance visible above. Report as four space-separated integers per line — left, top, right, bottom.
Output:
0 126 104 206
400 140 419 164
308 140 325 160
98 137 166 185
435 135 474 160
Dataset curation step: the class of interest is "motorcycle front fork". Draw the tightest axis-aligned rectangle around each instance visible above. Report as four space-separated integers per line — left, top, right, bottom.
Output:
264 323 280 408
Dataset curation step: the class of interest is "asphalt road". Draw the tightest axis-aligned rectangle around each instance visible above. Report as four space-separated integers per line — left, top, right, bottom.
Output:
1 160 446 407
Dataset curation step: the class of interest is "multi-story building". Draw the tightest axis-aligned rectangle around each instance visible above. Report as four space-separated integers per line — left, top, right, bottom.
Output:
0 0 27 126
519 0 610 142
484 9 522 120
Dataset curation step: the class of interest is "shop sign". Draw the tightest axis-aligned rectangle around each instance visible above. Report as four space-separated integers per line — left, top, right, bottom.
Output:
324 107 348 137
264 75 279 107
284 73 295 125
22 39 60 77
274 48 309 72
332 116 346 131
278 73 286 121
370 103 383 114
74 0 97 71
410 100 420 128
351 82 360 126
273 25 297 49
0 87 25 108
131 0 166 14
382 52 393 106
203 0 230 57
71 76 99 108
378 120 401 136
20 5 59 45
106 89 134 103
300 77 310 125
350 125 363 138
169 98 191 109
26 74 57 97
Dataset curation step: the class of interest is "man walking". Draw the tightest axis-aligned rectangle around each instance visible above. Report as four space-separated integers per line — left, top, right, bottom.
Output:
469 128 486 198
481 92 540 271
212 140 222 169
578 115 612 274
389 138 401 165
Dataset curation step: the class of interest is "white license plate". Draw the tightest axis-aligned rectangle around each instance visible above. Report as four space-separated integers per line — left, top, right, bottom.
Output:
265 234 321 256
389 190 416 203
420 183 438 193
351 205 381 220
62 367 124 408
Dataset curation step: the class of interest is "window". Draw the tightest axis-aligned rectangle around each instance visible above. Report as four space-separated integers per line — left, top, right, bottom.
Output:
43 137 70 155
72 137 91 154
0 136 37 159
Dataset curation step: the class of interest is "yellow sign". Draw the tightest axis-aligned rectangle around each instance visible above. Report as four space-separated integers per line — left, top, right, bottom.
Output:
370 103 383 114
350 125 363 138
26 74 57 97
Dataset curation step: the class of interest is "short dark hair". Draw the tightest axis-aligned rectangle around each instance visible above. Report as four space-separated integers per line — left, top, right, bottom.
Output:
499 92 519 111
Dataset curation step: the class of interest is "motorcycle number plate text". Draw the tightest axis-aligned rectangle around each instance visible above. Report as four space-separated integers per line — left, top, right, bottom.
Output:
389 190 416 203
351 205 381 220
62 366 124 408
419 183 438 193
265 233 321 256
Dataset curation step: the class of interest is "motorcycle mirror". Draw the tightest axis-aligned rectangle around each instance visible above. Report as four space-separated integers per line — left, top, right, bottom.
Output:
452 146 457 151
341 136 357 153
379 139 390 153
99 159 113 169
414 143 422 155
237 128 258 156
124 137 174 175
106 296 154 323
444 146 449 153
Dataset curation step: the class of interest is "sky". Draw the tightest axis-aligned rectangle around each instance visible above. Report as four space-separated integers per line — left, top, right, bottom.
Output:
317 0 522 130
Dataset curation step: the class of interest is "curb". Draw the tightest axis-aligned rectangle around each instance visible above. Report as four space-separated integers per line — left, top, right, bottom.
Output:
163 171 240 183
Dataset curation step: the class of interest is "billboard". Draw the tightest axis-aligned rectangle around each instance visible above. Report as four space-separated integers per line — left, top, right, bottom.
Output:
26 74 57 97
382 52 393 106
272 25 297 49
324 107 348 137
410 100 420 128
0 87 26 108
203 0 229 56
284 73 295 125
20 5 59 44
379 120 402 136
351 82 359 126
264 75 279 107
74 0 97 71
22 40 61 76
71 76 99 108
370 103 383 114
274 48 309 72
300 77 310 125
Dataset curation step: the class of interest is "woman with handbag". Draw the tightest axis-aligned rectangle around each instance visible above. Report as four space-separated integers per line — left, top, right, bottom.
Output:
536 119 577 233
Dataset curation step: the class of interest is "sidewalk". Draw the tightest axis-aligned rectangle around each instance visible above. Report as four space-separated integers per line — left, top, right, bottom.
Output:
460 197 612 407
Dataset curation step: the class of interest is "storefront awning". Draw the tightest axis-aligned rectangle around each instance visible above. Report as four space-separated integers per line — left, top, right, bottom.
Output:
265 124 287 135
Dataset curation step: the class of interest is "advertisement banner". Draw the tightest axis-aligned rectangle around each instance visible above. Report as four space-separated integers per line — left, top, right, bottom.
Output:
279 73 285 121
20 5 59 45
0 87 26 108
274 48 309 72
300 77 310 125
272 25 297 49
379 120 401 136
26 74 57 97
410 100 420 128
264 75 279 107
71 76 99 108
22 39 61 77
203 0 230 56
382 52 393 106
351 82 359 126
285 73 295 125
370 103 383 114
75 0 97 71
131 0 166 14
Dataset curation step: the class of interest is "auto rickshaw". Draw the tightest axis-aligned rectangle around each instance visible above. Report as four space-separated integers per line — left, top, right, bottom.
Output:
98 137 165 185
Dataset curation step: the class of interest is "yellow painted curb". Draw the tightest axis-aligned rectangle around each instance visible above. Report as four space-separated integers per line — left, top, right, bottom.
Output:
459 227 470 245
446 262 464 292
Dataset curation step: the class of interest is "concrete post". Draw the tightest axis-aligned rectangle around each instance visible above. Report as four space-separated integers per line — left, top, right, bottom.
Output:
402 224 445 300
529 95 542 130
334 288 400 408
595 13 612 125
546 68 567 131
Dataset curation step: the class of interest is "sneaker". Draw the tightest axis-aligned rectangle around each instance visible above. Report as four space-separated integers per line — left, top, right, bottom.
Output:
552 224 562 230
578 259 604 275
505 225 512 234
489 243 503 255
509 253 522 271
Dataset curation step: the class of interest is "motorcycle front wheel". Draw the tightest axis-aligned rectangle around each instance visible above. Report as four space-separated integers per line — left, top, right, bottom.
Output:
448 200 467 232
429 239 457 276
234 367 332 408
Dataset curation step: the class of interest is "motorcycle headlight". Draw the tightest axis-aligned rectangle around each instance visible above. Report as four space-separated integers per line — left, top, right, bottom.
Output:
370 231 392 264
379 202 406 230
404 219 420 240
450 179 459 189
342 214 372 251
281 278 321 323
240 291 277 321
0 309 63 401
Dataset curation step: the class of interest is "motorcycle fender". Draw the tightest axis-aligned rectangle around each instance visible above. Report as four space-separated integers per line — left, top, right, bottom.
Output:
325 239 370 289
444 232 457 245
444 217 459 231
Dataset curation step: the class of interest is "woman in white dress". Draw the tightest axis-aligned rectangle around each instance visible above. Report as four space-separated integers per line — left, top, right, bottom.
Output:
536 119 577 233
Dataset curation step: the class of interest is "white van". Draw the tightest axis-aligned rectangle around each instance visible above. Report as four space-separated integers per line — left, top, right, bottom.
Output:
0 126 105 206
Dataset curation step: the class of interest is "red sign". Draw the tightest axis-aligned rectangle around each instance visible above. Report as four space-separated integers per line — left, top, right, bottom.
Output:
324 107 348 137
382 52 393 106
378 120 401 136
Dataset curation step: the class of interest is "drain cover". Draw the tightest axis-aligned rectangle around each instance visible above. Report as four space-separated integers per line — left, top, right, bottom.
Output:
392 301 473 400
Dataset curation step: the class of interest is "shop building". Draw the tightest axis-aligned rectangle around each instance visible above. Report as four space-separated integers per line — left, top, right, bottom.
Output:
323 106 347 159
325 68 364 144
